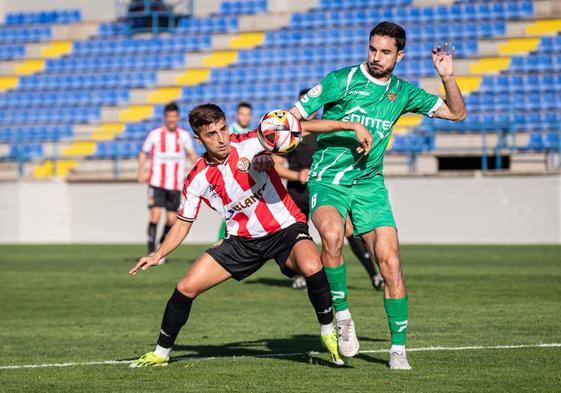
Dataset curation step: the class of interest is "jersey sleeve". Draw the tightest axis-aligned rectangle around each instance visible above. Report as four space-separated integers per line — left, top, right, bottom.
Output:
294 72 345 119
177 165 204 222
402 82 443 117
141 131 154 153
177 180 202 222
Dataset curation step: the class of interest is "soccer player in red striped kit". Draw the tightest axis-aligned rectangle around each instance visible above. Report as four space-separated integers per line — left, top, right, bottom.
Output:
138 102 199 260
129 103 372 367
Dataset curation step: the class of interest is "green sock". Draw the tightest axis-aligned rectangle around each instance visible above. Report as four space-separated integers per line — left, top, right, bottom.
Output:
324 262 349 312
384 297 409 345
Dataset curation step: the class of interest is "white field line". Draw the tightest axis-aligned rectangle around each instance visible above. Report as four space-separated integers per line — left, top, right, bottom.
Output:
0 343 560 370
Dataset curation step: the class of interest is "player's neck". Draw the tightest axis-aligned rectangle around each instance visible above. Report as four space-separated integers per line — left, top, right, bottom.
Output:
361 63 392 84
205 151 228 165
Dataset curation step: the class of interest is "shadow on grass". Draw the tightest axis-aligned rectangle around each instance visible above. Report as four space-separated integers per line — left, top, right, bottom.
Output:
122 335 389 368
169 334 374 368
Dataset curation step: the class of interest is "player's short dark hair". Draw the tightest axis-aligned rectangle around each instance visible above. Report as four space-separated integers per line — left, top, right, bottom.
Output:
236 101 252 111
188 103 226 134
298 88 310 98
164 102 179 115
369 21 407 51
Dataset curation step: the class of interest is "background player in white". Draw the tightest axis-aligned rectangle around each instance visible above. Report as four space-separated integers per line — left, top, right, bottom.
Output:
137 102 199 261
128 104 371 367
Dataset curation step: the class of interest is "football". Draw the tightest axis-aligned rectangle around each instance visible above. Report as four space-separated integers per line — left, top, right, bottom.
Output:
257 109 302 154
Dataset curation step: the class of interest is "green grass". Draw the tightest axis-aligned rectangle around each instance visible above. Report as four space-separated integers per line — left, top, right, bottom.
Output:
1 244 560 392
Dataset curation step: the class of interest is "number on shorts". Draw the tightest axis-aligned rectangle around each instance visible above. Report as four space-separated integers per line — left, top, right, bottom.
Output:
311 193 318 209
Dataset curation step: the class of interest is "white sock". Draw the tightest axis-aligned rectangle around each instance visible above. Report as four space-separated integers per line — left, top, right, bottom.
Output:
391 345 406 354
154 344 171 358
335 309 352 322
320 322 335 336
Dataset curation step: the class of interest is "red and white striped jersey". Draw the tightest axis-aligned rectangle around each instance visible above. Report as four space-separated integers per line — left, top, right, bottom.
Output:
142 126 195 191
178 130 306 239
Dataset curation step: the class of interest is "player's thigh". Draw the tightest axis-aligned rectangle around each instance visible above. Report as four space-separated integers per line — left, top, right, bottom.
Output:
165 210 177 226
176 252 232 298
285 239 322 277
308 181 350 232
349 177 396 237
361 226 400 265
309 182 348 244
345 216 354 238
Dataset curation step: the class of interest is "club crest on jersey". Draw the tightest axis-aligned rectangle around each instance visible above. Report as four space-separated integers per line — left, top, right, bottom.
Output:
237 157 251 172
387 92 397 102
307 84 323 98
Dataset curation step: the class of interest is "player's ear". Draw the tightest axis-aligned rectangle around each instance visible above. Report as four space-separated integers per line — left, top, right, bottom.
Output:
396 50 405 63
193 133 202 144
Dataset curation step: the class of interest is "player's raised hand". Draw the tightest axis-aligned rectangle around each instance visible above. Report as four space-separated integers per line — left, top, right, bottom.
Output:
432 43 455 80
351 122 372 155
252 153 275 172
129 254 159 275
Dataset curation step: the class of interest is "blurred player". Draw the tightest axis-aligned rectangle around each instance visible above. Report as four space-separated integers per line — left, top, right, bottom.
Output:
137 102 198 263
229 101 253 135
290 22 467 368
274 89 384 291
129 103 370 368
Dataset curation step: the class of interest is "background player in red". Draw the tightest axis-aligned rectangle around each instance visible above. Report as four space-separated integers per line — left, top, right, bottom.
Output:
129 103 371 367
137 102 199 261
274 89 384 291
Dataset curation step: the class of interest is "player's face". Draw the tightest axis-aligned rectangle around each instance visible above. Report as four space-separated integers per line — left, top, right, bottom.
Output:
164 111 179 131
367 35 404 79
236 107 252 128
196 118 230 161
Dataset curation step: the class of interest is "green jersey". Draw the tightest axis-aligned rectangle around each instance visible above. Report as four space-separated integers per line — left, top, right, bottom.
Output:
229 122 252 135
295 63 442 185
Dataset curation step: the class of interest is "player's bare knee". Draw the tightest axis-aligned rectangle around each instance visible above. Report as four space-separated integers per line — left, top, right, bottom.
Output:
321 228 344 256
298 259 323 277
176 282 199 299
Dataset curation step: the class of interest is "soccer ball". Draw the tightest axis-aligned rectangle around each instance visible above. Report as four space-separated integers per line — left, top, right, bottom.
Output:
257 110 302 154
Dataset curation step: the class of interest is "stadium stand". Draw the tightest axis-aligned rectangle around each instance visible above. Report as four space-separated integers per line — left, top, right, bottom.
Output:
0 0 560 179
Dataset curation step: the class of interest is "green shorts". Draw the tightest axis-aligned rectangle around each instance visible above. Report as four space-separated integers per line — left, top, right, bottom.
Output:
308 175 396 236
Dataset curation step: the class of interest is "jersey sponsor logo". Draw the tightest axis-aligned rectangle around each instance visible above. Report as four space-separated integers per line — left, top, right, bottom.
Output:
208 185 221 199
307 84 323 98
349 90 370 96
387 92 397 102
342 106 394 140
237 157 251 172
225 182 267 220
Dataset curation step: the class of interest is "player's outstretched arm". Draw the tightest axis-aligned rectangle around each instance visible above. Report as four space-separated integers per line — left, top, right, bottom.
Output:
431 43 467 121
301 119 372 154
129 219 193 275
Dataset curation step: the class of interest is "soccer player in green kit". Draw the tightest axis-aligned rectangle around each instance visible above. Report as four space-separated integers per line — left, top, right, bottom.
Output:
290 22 467 369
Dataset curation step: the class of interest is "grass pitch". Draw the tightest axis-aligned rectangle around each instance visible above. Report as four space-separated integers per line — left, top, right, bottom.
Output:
1 244 560 392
